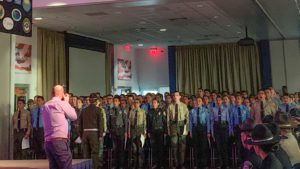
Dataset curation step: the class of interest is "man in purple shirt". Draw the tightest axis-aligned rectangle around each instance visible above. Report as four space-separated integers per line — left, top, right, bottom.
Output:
42 85 77 169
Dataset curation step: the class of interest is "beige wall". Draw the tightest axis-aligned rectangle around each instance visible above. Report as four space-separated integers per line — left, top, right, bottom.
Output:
14 27 38 99
0 33 12 159
114 45 140 93
0 27 38 159
270 40 300 93
135 46 169 91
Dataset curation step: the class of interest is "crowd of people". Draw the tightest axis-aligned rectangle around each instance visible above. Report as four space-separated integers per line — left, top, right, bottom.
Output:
12 87 300 169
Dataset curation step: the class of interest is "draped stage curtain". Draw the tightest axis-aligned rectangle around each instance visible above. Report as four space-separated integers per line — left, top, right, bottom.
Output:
37 28 66 100
176 43 261 95
105 43 114 94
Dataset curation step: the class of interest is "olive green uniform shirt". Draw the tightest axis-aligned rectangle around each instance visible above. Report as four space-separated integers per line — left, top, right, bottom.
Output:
128 108 146 137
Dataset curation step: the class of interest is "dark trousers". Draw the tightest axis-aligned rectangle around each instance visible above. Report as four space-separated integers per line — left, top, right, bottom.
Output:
233 126 242 162
13 129 27 160
112 133 125 169
45 139 72 169
82 131 100 169
150 130 164 168
129 135 144 168
70 129 82 159
214 123 229 167
192 125 208 168
32 128 46 159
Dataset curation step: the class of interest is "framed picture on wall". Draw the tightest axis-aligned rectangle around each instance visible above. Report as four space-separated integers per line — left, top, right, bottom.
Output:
117 86 132 95
117 58 132 80
15 43 32 73
15 84 29 112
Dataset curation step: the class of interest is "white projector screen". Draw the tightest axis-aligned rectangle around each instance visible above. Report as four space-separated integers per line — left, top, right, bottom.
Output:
69 47 106 96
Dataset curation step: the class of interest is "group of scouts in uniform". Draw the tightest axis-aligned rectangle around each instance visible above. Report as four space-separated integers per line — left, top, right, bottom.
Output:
12 96 46 160
12 87 300 169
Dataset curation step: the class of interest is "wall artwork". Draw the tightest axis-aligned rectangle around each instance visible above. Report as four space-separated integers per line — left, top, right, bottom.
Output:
118 58 132 80
15 84 29 111
117 86 132 95
15 43 32 73
0 0 32 36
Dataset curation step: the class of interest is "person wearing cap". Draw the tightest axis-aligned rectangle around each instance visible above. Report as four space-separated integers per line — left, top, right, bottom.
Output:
275 112 300 169
210 96 231 169
246 124 283 169
79 93 105 169
240 118 262 169
128 98 147 168
264 122 292 169
278 94 296 114
189 97 211 169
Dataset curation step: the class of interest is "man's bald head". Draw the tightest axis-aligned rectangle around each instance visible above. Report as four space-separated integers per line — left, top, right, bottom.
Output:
52 85 65 98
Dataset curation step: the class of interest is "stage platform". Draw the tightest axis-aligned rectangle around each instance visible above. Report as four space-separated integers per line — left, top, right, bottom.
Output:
0 159 92 169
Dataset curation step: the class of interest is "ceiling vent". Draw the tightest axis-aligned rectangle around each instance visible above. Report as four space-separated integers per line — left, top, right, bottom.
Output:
85 11 108 16
169 17 188 22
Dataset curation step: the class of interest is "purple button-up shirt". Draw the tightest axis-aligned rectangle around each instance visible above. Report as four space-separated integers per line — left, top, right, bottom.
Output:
42 97 77 141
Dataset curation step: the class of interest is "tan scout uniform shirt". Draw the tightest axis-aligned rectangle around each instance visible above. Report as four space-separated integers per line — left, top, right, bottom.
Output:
129 108 146 137
12 109 31 135
166 102 189 136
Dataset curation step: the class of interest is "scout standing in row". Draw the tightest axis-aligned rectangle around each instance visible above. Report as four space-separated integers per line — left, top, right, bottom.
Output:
167 91 189 169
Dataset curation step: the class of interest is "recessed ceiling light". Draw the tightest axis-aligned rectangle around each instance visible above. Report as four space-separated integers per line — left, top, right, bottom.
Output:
213 15 219 19
139 21 147 24
34 17 43 20
197 4 203 7
160 28 167 32
47 2 67 7
138 44 144 47
226 24 231 27
237 31 242 34
115 11 122 14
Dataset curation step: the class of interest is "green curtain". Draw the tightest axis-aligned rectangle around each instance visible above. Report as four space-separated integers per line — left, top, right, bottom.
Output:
105 43 114 94
176 43 261 95
37 28 66 100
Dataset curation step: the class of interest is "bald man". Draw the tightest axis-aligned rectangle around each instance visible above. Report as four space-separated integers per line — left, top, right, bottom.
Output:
42 85 77 169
